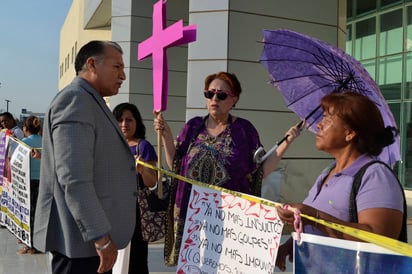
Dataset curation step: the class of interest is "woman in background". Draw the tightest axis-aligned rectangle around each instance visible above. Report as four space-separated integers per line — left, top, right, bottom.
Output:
113 103 157 274
18 115 42 254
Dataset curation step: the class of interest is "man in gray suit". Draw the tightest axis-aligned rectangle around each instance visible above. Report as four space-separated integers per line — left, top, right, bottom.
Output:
34 41 136 274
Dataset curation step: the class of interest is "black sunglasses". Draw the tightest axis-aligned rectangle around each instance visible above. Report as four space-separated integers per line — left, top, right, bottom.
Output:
203 89 234 100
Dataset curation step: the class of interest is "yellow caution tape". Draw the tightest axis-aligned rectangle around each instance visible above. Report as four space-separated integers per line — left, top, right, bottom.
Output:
302 214 412 257
138 159 412 257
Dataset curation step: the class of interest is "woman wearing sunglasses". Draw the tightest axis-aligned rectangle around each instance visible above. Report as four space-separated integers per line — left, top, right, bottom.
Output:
154 71 301 266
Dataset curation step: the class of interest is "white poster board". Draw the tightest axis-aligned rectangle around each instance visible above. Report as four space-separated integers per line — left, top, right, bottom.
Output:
178 185 284 274
0 137 31 245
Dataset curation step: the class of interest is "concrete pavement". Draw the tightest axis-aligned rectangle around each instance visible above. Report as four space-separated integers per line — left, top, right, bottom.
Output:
0 227 293 274
0 227 176 274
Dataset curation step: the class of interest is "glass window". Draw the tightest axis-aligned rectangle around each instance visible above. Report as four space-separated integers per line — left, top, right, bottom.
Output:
406 6 412 51
378 55 402 100
355 18 376 60
403 102 412 189
405 53 412 99
347 0 353 19
380 0 402 9
379 83 402 100
388 102 401 181
346 25 352 55
356 1 377 15
361 59 376 81
388 101 401 134
379 9 403 55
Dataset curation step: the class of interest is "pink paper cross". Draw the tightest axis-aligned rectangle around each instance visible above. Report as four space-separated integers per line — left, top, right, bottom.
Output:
138 0 197 112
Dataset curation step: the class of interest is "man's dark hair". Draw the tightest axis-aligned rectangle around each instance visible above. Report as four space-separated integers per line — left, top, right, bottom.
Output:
74 41 123 75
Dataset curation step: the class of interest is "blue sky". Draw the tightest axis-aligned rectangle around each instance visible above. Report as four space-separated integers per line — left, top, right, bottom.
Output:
0 1 72 118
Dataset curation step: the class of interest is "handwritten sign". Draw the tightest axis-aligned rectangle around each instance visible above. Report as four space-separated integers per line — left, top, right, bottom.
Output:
178 185 284 274
137 0 196 112
0 137 31 245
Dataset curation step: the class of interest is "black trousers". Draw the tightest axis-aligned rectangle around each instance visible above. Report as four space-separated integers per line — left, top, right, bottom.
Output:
29 179 39 244
51 251 112 274
128 203 149 274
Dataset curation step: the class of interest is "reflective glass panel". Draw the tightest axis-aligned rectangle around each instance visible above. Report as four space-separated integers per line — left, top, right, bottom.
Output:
405 52 412 99
346 25 352 55
356 1 377 15
347 0 353 19
378 55 402 100
388 101 402 184
379 9 403 55
403 102 412 188
361 59 376 81
380 0 402 9
406 6 412 51
355 18 376 60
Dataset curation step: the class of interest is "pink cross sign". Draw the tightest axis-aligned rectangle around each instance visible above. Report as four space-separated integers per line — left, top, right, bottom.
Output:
138 0 197 112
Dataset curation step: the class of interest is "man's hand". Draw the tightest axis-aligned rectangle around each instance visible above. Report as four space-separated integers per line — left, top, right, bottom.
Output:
94 236 118 273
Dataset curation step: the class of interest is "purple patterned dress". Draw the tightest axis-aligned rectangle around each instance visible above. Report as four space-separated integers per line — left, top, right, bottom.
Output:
164 115 264 266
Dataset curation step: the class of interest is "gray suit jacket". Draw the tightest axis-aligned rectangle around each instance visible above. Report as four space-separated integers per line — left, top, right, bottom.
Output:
34 77 137 258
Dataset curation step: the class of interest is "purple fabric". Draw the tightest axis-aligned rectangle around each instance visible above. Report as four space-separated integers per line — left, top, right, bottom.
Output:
130 139 157 162
164 116 264 265
174 115 262 217
260 29 400 165
302 154 403 236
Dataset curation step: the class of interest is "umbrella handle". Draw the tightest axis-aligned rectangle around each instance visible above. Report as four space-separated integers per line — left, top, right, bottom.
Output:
253 135 288 164
254 119 307 163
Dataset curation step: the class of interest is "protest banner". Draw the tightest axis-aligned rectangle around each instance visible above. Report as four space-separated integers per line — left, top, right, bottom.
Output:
136 160 412 273
293 232 412 273
0 136 31 246
177 185 284 274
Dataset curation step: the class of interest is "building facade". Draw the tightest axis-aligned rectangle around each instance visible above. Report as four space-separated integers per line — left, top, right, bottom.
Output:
346 0 412 189
62 0 408 204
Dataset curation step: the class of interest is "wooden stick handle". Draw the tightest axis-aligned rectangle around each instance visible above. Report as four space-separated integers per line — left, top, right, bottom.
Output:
157 123 163 199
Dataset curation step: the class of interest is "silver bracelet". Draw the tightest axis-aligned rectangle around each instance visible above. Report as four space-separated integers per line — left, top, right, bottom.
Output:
95 239 111 251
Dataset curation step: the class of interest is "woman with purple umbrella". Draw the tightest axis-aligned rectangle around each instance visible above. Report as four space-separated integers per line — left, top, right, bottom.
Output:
275 91 407 272
153 71 301 266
